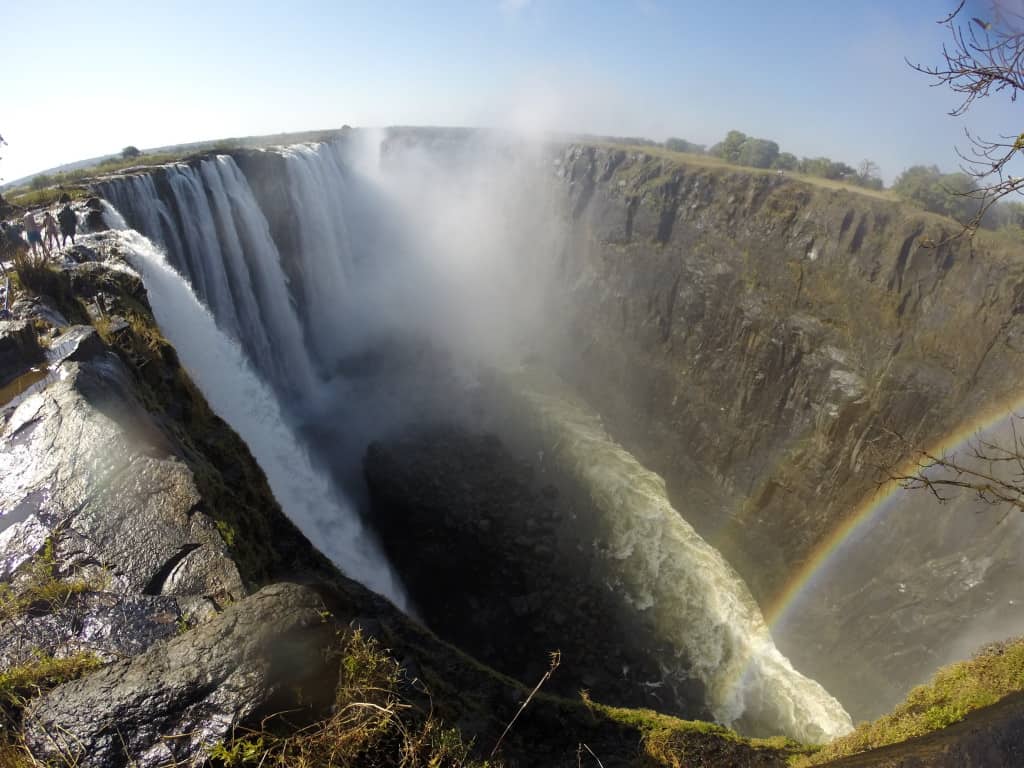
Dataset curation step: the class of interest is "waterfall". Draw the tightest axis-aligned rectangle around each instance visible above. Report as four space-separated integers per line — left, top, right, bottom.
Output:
103 220 407 610
100 158 316 397
100 138 852 744
515 379 853 743
280 143 357 367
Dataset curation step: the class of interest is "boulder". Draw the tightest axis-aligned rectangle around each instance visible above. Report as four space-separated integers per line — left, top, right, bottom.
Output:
0 319 42 388
0 354 244 602
85 209 108 233
23 583 341 768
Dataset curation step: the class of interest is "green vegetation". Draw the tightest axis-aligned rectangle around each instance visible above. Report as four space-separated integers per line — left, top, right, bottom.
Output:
891 165 980 223
7 185 90 209
0 539 104 622
581 692 806 767
797 638 1024 766
664 137 705 154
209 629 496 768
665 128 1024 229
695 129 880 188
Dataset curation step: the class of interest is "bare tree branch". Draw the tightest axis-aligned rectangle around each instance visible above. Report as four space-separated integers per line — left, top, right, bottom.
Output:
908 2 1024 236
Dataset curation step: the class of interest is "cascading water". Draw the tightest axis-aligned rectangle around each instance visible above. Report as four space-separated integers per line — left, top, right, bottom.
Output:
101 212 407 610
100 157 316 398
280 143 357 367
514 377 853 743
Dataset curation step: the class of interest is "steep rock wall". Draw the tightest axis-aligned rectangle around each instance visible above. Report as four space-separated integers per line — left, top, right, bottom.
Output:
550 145 1024 602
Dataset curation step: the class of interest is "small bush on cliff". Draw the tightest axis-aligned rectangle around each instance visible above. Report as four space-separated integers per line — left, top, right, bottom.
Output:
798 637 1024 765
209 629 496 768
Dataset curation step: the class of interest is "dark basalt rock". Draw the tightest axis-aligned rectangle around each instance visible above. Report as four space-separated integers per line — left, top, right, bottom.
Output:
364 425 708 720
23 583 341 768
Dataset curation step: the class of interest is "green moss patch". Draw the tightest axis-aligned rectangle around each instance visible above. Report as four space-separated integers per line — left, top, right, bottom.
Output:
583 695 802 767
798 638 1024 765
0 539 105 622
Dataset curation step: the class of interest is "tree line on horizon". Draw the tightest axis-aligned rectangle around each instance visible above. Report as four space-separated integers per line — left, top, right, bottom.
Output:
663 129 1024 234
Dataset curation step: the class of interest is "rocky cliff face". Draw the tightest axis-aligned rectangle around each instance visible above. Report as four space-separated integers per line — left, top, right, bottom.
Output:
545 145 1024 605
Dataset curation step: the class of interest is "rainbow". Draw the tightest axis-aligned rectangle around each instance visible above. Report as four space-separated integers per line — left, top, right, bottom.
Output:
765 391 1024 631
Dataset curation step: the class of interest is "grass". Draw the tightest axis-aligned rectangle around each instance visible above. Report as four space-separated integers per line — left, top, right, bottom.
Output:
208 629 497 768
0 539 105 623
580 691 808 767
6 186 92 210
796 637 1024 766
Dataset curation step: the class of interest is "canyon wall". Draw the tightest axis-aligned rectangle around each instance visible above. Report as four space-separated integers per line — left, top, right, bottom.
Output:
547 145 1024 605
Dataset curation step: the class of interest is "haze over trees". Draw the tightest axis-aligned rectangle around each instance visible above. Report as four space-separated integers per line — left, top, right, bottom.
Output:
665 128 883 189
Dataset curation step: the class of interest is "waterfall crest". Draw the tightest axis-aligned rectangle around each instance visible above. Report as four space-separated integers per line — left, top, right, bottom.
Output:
100 157 316 397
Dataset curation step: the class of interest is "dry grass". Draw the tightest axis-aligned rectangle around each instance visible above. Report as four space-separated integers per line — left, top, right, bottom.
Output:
0 539 105 623
0 652 102 768
208 629 497 768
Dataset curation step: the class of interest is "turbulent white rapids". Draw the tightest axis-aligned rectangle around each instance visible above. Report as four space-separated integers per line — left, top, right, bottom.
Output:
102 215 407 610
101 138 851 743
516 378 853 743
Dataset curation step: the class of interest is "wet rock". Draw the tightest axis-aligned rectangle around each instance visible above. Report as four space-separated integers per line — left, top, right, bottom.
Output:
85 209 108 233
23 583 340 768
0 354 244 602
0 592 184 668
0 319 43 388
46 325 104 364
65 244 100 263
8 296 69 329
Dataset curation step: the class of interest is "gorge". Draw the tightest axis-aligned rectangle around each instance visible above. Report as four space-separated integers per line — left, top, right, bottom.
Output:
3 127 1024 766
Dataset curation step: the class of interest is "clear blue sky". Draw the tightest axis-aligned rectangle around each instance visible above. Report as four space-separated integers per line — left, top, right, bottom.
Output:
2 0 1017 184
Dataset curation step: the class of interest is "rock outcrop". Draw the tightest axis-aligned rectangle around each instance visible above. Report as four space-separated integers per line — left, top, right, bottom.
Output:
0 319 43 388
0 353 244 601
365 426 707 719
23 583 339 768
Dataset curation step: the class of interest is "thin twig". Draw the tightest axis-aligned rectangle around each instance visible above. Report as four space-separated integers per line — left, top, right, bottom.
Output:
490 650 561 759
